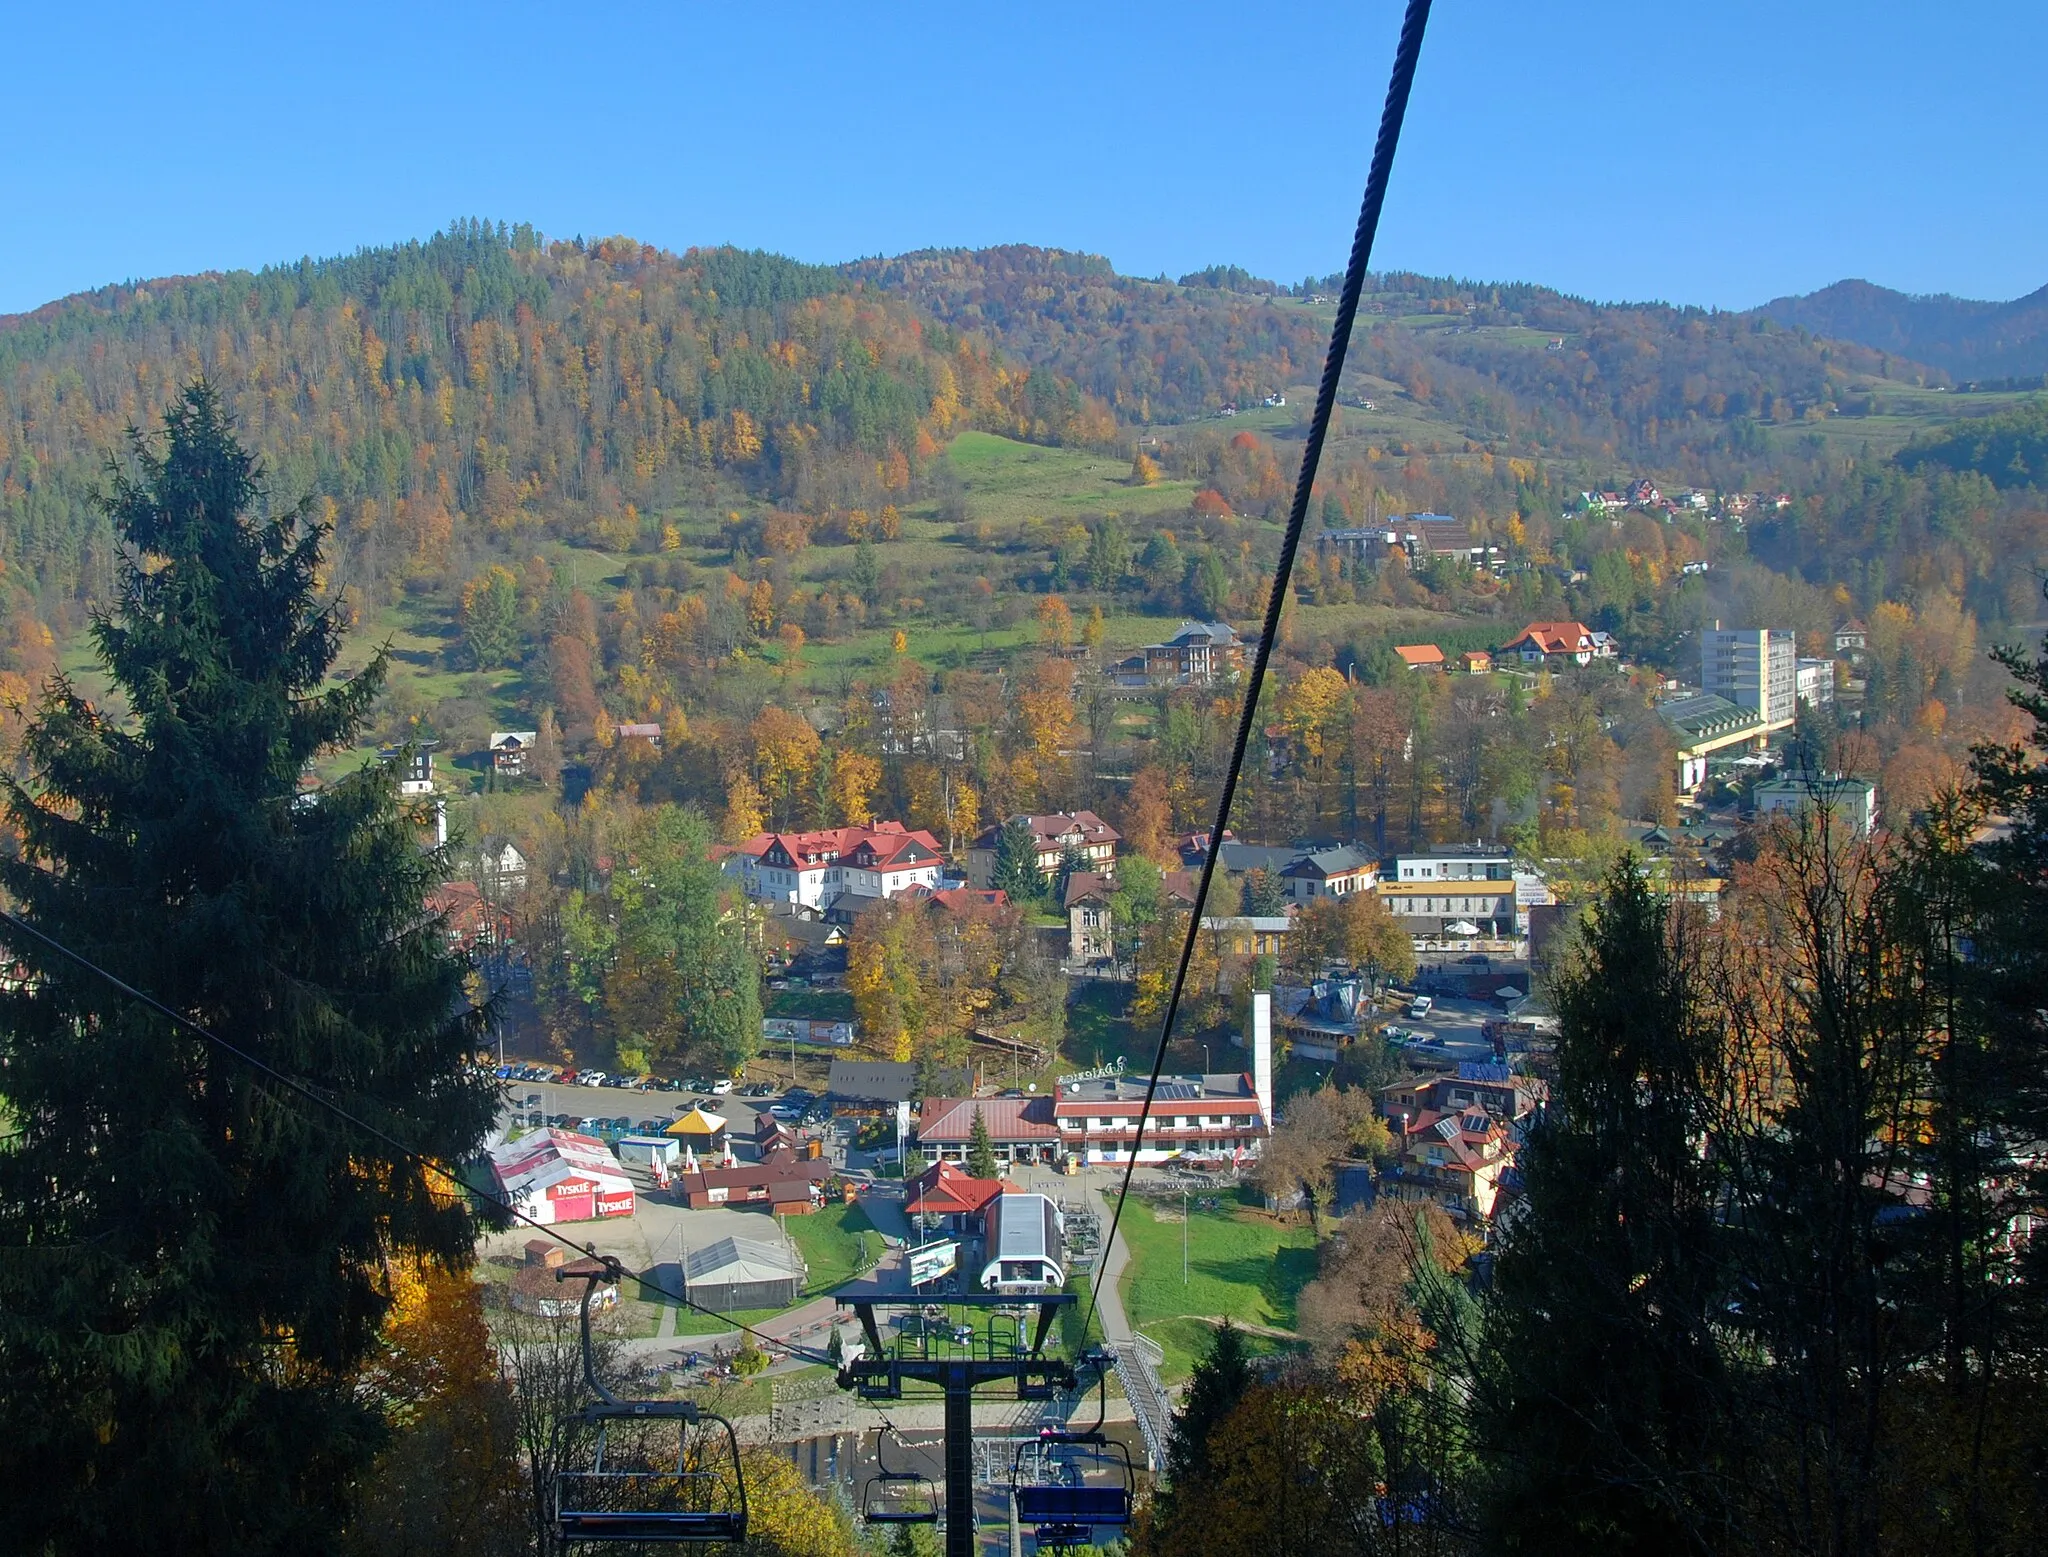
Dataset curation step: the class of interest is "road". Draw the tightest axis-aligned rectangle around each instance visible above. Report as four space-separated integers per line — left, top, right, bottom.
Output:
1389 994 1502 1069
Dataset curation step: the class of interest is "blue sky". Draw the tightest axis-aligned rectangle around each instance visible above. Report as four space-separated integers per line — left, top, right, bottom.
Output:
3 0 2042 317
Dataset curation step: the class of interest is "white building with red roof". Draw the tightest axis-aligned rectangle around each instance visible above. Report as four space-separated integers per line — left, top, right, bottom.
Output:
1501 620 1609 667
725 821 946 913
489 1129 636 1226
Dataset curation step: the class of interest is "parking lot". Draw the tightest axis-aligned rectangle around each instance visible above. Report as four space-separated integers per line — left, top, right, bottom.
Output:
491 1064 833 1148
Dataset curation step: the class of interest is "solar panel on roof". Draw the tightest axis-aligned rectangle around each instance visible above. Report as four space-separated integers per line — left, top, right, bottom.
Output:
1156 1082 1198 1101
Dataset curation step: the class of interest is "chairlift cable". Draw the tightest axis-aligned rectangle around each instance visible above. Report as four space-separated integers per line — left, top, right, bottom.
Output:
0 906 837 1368
1075 0 1435 1348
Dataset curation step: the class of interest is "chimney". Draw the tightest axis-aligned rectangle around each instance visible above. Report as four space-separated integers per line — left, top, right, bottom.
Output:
1251 989 1273 1130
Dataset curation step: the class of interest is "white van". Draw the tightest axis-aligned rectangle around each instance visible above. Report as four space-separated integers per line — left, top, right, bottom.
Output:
1407 995 1434 1019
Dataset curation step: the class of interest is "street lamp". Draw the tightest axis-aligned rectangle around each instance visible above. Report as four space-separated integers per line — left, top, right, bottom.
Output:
1202 1044 1210 1078
1182 1188 1190 1285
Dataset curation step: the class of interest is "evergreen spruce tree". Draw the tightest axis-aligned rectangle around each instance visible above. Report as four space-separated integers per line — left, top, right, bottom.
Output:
1475 857 1730 1555
0 386 500 1552
1149 1319 1252 1546
967 1106 1000 1181
991 816 1044 903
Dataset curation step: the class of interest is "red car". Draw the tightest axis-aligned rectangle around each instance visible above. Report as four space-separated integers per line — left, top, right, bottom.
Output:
557 1069 579 1085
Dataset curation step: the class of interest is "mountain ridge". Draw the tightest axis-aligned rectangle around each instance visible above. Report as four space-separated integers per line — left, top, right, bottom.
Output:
1754 277 2048 380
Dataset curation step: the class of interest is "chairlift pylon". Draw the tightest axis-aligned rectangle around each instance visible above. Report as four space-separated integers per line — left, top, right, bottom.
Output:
1009 1350 1134 1553
861 1424 940 1526
553 1257 750 1546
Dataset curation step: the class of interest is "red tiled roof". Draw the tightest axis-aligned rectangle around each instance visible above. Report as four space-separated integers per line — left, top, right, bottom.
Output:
907 1160 1015 1216
974 811 1121 852
1505 620 1595 656
916 1096 1060 1143
746 822 944 873
1394 643 1445 666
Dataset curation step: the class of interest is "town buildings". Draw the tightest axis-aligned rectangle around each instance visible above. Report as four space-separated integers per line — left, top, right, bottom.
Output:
489 1130 636 1226
1796 656 1838 708
917 992 1275 1167
1278 845 1378 900
1752 773 1878 838
1113 621 1245 687
967 811 1119 887
1702 624 1798 729
727 822 947 914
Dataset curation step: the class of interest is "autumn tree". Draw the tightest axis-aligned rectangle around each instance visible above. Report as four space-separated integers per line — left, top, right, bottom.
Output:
1251 1085 1390 1229
749 704 822 828
344 1263 526 1557
1120 765 1177 863
828 748 882 826
558 805 762 1074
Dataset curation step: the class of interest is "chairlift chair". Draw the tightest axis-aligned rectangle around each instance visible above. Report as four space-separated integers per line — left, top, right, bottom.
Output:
861 1425 940 1527
553 1259 749 1546
1010 1353 1134 1551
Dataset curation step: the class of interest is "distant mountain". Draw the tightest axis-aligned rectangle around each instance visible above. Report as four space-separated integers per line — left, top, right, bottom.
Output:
1755 278 2048 381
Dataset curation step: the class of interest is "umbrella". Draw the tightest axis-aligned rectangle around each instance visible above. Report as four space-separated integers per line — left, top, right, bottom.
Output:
1446 920 1481 937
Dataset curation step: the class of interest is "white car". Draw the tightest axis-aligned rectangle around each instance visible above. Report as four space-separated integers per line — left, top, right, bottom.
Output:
579 1071 608 1087
709 1078 734 1095
1407 996 1434 1019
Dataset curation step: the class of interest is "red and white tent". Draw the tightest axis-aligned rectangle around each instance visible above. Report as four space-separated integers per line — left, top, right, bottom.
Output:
490 1129 636 1226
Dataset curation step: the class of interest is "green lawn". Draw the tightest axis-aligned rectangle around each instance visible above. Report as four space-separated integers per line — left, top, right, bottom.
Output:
764 988 857 1022
779 1199 878 1298
1118 1188 1318 1382
947 431 1198 524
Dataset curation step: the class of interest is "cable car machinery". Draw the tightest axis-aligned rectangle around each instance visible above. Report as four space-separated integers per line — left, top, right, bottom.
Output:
1010 1350 1135 1555
554 1258 750 1547
837 1288 1076 1557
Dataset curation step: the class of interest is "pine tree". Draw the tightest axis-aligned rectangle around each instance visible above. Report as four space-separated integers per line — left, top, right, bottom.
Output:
967 1105 999 1180
990 816 1044 902
1475 857 1728 1555
1156 1320 1252 1531
0 385 500 1552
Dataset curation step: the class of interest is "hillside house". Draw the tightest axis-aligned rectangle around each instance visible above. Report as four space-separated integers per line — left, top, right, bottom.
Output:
488 731 537 775
728 822 946 914
968 812 1118 887
1139 622 1245 686
1461 650 1493 675
1393 644 1446 672
1501 620 1605 667
1064 871 1116 964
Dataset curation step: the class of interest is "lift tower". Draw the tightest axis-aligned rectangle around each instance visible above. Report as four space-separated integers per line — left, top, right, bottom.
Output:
835 1289 1076 1557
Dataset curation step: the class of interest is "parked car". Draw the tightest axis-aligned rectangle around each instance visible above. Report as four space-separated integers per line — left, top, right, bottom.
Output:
709 1078 734 1095
579 1071 608 1087
1407 996 1434 1019
524 1092 543 1107
557 1069 580 1085
769 1103 801 1120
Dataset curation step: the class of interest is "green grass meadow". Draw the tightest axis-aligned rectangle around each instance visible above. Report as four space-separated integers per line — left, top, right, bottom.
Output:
1117 1188 1317 1382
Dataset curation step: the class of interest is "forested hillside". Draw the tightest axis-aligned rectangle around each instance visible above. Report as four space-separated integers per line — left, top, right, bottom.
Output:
0 221 1112 650
853 246 1912 484
1757 275 2048 380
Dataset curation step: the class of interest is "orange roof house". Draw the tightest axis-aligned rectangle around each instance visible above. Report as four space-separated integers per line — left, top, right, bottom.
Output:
1393 644 1446 671
1502 620 1599 666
